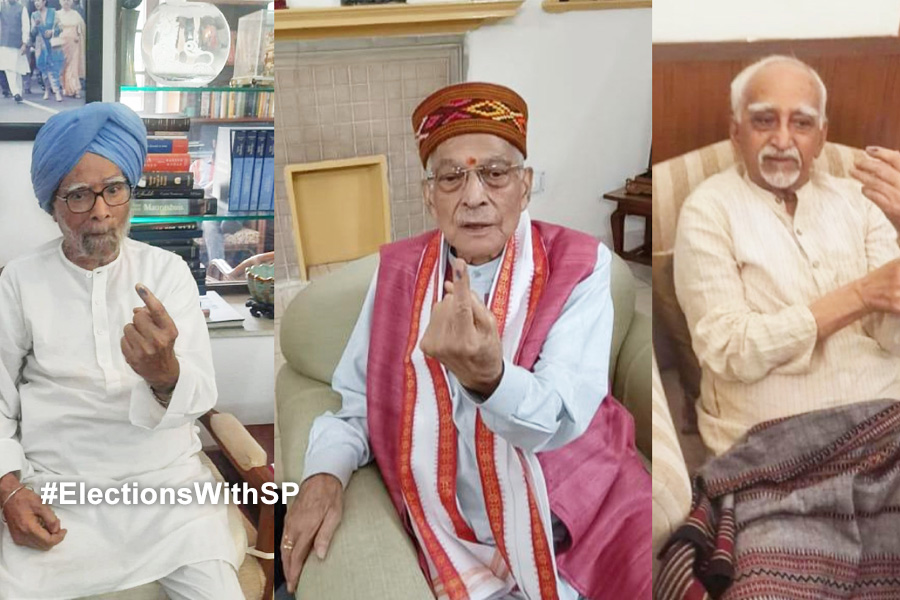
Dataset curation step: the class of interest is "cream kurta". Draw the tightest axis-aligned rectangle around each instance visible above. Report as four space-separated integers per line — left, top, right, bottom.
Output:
674 166 900 455
0 238 241 599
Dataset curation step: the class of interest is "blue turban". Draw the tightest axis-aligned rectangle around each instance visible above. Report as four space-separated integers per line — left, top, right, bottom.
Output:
31 102 147 214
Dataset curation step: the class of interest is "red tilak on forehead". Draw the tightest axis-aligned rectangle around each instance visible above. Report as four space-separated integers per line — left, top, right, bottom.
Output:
466 157 477 166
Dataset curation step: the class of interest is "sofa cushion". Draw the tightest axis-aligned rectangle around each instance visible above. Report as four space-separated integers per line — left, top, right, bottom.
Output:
613 312 651 459
280 255 378 386
608 252 635 380
276 365 434 599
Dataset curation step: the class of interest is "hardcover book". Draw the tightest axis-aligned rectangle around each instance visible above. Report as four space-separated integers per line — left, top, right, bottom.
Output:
260 130 275 212
144 154 192 173
229 130 247 212
141 116 191 132
248 129 267 211
239 130 258 212
147 137 189 154
133 188 204 200
136 173 194 189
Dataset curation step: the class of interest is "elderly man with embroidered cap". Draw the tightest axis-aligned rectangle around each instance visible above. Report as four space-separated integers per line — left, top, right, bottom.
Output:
281 82 651 600
0 103 243 599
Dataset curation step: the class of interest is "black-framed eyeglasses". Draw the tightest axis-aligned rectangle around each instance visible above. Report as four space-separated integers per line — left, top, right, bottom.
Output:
56 181 132 214
425 162 525 195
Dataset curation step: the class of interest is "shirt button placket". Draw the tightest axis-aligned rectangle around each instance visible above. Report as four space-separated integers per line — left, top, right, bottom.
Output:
92 270 113 388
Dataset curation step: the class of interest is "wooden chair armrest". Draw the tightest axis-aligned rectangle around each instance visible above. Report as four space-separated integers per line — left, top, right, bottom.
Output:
200 409 275 599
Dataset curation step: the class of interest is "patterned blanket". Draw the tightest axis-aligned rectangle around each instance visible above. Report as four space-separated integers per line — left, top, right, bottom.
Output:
656 400 900 600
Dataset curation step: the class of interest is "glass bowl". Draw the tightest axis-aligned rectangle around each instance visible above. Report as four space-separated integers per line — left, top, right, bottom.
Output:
141 0 231 87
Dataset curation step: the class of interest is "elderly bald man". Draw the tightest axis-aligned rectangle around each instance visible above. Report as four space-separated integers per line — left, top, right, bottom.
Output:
0 103 243 599
658 56 900 599
281 82 651 600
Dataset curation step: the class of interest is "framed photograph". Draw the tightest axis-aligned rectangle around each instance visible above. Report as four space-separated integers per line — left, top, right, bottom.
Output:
0 0 102 141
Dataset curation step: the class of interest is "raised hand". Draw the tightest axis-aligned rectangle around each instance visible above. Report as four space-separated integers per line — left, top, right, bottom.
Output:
419 257 504 397
121 283 180 394
850 146 900 231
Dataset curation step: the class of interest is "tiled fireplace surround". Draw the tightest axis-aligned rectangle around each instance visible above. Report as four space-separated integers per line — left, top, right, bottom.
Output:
273 36 465 283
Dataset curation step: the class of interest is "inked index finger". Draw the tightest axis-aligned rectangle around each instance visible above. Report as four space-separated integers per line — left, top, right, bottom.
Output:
451 257 472 312
135 284 171 325
866 146 900 172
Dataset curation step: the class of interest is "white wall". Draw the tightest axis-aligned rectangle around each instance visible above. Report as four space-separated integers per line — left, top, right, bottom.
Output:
0 142 60 266
0 0 118 267
467 0 651 245
653 0 900 43
275 0 651 246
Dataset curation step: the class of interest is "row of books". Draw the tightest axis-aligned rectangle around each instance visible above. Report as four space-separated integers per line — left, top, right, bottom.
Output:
135 169 216 218
228 129 275 213
136 116 212 218
179 90 275 120
129 223 206 295
137 116 273 216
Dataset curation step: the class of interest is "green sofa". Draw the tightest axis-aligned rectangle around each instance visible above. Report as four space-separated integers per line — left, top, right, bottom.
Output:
277 250 651 598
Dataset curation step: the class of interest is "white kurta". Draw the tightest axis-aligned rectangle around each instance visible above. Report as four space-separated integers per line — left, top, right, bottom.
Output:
0 238 242 599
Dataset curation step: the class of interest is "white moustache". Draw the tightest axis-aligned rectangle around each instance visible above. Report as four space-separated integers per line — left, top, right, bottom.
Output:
759 146 801 163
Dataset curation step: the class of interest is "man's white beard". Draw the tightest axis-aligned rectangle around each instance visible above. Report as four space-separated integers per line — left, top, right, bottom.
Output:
761 166 800 189
757 145 802 190
59 218 131 264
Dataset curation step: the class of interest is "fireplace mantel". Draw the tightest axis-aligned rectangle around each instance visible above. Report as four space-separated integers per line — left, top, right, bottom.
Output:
274 1 524 40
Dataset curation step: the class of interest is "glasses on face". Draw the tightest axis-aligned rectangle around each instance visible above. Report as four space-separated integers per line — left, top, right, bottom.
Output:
425 162 524 195
57 181 132 214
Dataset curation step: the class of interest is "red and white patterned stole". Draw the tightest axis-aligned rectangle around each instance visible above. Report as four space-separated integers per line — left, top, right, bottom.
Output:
397 213 561 600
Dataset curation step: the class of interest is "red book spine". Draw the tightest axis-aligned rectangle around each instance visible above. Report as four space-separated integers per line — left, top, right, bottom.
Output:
144 153 192 172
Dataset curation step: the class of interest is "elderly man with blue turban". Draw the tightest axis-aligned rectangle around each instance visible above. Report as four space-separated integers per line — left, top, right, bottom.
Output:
0 103 244 599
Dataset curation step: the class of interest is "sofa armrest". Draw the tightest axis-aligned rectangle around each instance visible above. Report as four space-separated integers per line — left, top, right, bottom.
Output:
612 311 652 460
276 365 433 599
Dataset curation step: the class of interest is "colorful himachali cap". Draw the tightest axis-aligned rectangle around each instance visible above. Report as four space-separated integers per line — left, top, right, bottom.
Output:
411 82 528 167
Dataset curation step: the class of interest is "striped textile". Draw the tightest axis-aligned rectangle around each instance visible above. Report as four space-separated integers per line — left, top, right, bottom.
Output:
400 213 563 600
655 399 900 600
651 141 863 423
651 350 691 581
